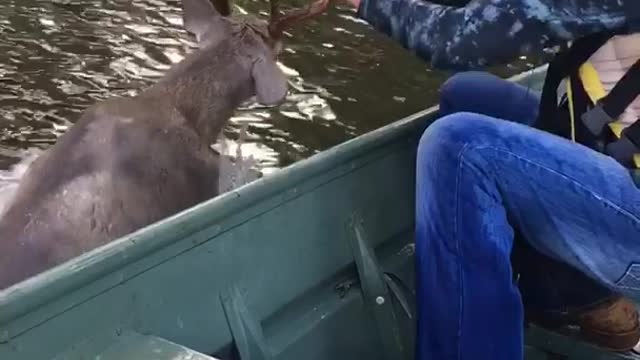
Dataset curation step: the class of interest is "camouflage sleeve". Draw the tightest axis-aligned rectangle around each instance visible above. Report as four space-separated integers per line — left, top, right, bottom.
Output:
356 0 628 70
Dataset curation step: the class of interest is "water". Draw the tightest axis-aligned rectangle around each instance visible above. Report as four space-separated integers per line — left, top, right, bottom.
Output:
0 0 539 207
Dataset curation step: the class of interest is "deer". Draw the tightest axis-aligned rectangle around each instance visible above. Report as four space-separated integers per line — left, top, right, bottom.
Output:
0 0 332 290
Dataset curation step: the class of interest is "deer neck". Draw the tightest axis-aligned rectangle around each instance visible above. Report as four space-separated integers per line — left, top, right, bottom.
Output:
147 48 252 141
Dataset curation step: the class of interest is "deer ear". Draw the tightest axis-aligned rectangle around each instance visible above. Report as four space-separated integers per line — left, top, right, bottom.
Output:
251 57 288 105
182 0 230 44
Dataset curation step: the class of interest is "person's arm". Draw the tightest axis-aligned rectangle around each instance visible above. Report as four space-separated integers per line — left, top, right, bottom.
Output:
352 0 628 70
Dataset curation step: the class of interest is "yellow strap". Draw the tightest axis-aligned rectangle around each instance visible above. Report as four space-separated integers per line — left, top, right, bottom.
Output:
578 62 628 138
579 63 607 102
609 122 624 138
575 62 640 168
566 79 576 141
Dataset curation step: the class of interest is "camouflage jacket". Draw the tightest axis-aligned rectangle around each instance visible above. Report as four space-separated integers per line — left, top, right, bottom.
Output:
357 0 634 70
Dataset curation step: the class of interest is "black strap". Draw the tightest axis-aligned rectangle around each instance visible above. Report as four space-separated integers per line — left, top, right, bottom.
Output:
568 68 603 147
536 31 619 134
606 120 640 166
533 27 640 171
601 59 640 117
581 59 640 136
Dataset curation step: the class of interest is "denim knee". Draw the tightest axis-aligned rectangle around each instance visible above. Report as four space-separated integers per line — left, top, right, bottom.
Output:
417 112 509 178
419 113 483 155
439 71 497 114
439 71 489 98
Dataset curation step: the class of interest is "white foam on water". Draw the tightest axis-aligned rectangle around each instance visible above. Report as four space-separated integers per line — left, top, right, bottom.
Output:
213 124 262 194
0 149 42 216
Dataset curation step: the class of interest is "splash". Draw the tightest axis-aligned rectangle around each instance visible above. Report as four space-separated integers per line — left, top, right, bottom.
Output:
214 124 262 194
0 149 42 216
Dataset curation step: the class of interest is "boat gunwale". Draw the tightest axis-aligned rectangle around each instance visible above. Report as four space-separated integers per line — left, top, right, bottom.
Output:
0 64 547 327
0 107 434 325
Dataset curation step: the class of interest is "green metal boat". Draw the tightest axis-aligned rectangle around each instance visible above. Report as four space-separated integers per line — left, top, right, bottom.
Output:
0 65 637 360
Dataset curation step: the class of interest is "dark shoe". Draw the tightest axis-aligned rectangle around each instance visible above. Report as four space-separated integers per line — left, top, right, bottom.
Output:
577 296 640 352
526 295 640 352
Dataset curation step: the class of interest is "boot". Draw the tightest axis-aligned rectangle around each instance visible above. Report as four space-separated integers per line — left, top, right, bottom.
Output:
527 295 640 352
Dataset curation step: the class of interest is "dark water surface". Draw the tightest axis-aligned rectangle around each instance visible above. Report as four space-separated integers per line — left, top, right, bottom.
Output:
0 0 539 178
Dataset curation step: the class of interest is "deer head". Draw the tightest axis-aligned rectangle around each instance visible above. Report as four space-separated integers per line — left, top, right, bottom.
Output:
180 0 331 106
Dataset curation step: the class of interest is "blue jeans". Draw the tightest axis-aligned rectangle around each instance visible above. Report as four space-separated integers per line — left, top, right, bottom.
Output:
415 71 640 360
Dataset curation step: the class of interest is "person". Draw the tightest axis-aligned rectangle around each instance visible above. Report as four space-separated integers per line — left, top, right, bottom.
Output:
338 0 640 359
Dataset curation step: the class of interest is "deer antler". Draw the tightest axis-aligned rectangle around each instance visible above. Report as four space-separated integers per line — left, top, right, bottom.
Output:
268 0 331 38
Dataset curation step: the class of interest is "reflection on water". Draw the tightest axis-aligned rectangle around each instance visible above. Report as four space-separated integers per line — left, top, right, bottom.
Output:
0 0 539 191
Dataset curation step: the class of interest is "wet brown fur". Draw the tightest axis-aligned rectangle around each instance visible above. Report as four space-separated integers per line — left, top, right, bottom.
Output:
0 0 300 289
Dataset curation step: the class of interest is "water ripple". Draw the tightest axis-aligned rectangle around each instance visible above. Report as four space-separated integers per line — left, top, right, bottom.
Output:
0 0 534 187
